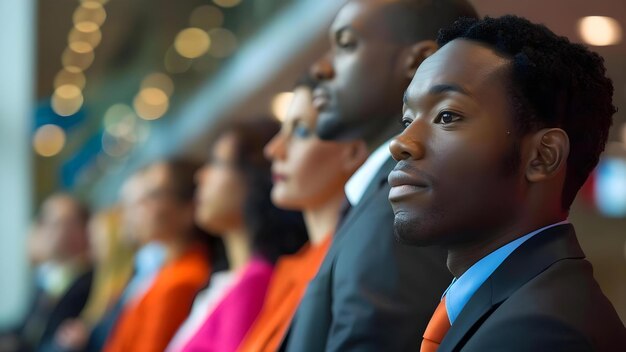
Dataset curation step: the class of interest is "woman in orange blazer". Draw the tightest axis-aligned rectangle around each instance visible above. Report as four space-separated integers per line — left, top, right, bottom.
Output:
238 77 367 352
103 160 212 352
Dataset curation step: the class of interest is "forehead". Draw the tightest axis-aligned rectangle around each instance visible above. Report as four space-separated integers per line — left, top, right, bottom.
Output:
214 133 238 159
332 0 393 36
41 196 80 220
143 163 170 189
406 39 511 101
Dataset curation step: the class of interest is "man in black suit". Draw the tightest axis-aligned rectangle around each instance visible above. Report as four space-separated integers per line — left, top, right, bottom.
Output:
0 194 93 352
282 1 477 351
389 15 626 351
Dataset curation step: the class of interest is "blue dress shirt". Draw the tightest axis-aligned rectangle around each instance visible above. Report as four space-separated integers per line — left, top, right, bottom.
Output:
443 220 570 324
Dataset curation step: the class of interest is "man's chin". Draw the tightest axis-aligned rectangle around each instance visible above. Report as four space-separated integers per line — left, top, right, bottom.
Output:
393 216 441 247
316 111 366 142
316 111 346 141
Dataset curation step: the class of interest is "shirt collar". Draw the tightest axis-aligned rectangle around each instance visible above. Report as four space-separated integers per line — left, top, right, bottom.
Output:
345 140 392 206
444 219 570 324
135 242 167 275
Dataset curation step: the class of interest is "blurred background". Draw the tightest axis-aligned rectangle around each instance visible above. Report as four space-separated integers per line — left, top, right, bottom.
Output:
1 0 625 329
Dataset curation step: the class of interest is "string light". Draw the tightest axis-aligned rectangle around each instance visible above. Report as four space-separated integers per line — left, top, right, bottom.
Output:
213 0 242 8
174 28 211 59
578 16 622 46
33 125 66 157
208 28 238 58
190 5 224 30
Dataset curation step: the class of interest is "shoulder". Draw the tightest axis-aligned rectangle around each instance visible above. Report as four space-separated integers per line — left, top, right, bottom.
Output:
480 258 626 349
149 252 210 296
465 311 595 351
237 258 273 289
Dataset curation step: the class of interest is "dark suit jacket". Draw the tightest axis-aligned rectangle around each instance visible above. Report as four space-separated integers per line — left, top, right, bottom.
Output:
283 157 452 351
439 224 626 351
16 269 93 352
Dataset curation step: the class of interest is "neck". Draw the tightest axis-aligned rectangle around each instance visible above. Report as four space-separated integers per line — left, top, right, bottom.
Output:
303 192 344 246
365 122 400 152
163 233 192 262
223 227 252 272
50 253 88 269
446 213 567 278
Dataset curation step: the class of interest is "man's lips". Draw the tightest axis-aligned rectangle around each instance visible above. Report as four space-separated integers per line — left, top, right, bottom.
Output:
312 88 330 111
388 168 431 201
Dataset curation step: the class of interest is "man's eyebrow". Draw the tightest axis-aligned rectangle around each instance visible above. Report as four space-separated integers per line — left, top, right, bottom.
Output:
403 84 470 105
428 84 470 96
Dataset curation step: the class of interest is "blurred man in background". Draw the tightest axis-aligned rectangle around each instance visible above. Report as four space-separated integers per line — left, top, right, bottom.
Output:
0 194 93 352
283 0 478 351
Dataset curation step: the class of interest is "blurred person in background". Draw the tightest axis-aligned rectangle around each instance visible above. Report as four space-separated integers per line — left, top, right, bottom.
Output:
52 207 135 352
0 194 93 352
166 119 307 352
282 0 477 350
46 169 164 352
238 77 367 352
102 159 213 352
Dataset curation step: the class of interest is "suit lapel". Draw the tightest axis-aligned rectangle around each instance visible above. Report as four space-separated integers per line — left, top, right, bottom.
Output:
334 157 395 240
321 157 395 270
439 224 585 351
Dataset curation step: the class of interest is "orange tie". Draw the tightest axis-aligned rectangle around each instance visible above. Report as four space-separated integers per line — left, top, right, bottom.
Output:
420 297 451 352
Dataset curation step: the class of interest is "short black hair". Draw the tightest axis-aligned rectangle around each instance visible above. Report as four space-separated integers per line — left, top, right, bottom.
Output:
161 158 201 203
383 0 479 43
438 15 616 210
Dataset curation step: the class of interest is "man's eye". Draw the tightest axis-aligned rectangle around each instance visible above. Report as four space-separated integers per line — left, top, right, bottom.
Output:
437 111 463 125
401 118 412 129
293 124 311 138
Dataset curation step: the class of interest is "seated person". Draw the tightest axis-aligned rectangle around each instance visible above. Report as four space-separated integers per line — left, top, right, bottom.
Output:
103 160 213 352
387 15 626 351
2 194 93 352
238 77 366 352
166 119 307 352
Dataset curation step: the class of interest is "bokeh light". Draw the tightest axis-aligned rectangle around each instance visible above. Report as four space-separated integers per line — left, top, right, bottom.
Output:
271 92 294 122
190 5 224 30
74 21 100 33
578 16 622 46
62 47 95 72
102 133 133 158
213 0 242 8
68 27 102 49
33 125 66 157
208 28 238 58
174 28 211 59
73 1 107 27
103 104 136 138
141 73 174 97
68 41 94 54
133 89 169 120
54 69 86 90
52 84 84 116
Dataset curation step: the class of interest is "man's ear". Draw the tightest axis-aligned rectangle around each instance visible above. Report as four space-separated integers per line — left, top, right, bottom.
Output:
341 140 368 176
403 40 438 79
525 128 570 183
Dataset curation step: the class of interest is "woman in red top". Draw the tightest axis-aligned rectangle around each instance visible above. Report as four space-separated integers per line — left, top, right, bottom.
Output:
238 77 367 352
103 160 212 352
